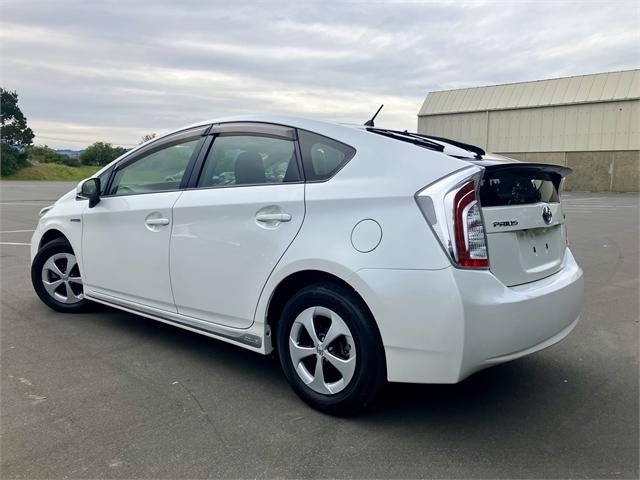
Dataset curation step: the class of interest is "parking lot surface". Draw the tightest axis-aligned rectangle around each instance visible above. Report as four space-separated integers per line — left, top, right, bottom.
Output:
1 181 638 479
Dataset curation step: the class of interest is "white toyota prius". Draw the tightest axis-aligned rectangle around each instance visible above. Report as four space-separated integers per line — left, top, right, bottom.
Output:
31 115 584 414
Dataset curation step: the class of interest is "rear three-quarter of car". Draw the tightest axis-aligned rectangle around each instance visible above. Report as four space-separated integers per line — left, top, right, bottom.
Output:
30 115 583 414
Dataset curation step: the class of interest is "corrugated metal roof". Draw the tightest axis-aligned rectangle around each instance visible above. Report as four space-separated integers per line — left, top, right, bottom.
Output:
419 70 640 116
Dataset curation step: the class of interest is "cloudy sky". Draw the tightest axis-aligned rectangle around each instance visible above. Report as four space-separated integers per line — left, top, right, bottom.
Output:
1 0 639 149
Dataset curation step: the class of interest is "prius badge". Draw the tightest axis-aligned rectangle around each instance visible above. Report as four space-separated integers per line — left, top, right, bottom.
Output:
493 220 519 228
542 205 553 225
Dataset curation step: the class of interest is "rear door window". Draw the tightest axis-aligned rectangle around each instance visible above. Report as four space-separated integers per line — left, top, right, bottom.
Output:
197 135 300 187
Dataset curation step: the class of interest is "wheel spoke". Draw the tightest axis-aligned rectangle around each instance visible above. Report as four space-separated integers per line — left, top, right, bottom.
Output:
68 276 83 285
289 338 315 365
308 357 330 394
43 256 64 278
323 315 350 346
64 254 77 274
297 308 321 346
42 278 63 297
58 282 71 303
64 285 84 303
325 351 357 385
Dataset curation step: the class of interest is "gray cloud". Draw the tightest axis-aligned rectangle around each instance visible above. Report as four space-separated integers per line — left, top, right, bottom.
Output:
1 0 638 148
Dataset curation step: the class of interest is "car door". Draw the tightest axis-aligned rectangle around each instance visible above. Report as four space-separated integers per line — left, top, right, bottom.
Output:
170 123 305 328
81 126 207 312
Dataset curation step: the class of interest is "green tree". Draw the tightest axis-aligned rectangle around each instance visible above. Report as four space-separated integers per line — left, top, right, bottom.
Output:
26 145 80 167
1 89 34 145
139 133 156 145
1 88 35 175
79 142 128 166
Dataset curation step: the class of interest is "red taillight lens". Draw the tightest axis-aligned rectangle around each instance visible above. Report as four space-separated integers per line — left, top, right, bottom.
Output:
452 180 489 268
415 167 489 270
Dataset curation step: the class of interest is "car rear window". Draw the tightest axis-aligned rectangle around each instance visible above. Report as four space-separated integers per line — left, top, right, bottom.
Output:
480 170 560 206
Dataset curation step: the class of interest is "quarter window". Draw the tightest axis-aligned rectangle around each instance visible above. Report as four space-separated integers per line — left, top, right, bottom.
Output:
109 139 200 196
298 130 356 181
197 135 300 187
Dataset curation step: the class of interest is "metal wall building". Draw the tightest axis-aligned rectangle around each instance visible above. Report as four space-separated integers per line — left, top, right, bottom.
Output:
417 70 639 192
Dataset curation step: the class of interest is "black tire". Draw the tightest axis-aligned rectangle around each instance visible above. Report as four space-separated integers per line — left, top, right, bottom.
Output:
31 238 92 313
276 282 386 415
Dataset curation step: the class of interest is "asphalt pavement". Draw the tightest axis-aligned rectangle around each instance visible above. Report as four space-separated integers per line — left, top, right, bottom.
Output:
1 181 638 479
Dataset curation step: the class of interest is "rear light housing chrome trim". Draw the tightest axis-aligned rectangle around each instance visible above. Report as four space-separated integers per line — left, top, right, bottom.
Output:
415 166 490 269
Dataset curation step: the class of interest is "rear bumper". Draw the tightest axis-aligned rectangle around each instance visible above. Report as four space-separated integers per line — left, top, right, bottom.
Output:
353 248 583 384
455 248 583 380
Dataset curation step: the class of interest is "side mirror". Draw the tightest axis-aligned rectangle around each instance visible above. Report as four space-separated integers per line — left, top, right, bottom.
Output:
77 178 101 208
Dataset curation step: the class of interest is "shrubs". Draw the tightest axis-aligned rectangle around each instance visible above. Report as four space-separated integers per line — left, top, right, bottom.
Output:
26 145 81 167
0 144 28 176
1 144 82 177
79 142 128 166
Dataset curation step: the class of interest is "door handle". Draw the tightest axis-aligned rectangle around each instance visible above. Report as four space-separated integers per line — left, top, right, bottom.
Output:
256 213 292 223
146 218 170 226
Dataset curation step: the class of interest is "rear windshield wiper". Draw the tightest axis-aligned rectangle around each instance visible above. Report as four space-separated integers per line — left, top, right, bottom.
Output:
412 133 485 159
367 128 445 152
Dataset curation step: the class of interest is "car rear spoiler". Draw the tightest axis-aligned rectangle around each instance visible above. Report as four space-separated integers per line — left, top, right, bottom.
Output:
482 162 573 178
480 162 573 193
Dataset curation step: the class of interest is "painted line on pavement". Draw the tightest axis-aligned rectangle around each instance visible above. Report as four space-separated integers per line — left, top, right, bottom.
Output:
0 202 51 206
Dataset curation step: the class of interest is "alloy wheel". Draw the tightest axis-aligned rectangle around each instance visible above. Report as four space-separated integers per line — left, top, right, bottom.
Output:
288 306 357 395
41 253 84 304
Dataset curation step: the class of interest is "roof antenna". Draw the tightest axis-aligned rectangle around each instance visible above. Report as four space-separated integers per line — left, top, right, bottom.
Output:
364 104 384 127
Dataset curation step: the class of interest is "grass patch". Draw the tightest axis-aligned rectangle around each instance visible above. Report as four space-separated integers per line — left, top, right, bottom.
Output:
3 163 101 181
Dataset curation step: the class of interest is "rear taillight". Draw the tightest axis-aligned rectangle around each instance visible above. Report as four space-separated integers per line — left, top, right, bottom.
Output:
452 181 488 268
415 167 489 269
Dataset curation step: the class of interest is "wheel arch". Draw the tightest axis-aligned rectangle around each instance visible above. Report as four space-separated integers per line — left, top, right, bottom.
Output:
265 269 379 351
39 228 69 249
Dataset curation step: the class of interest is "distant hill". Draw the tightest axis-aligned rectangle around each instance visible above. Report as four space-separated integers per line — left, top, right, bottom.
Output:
55 149 83 159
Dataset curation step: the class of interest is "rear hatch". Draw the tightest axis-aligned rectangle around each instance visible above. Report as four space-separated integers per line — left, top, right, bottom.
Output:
363 127 571 286
478 162 571 286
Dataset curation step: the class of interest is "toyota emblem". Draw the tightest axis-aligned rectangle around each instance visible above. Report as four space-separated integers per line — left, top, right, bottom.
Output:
542 205 553 225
